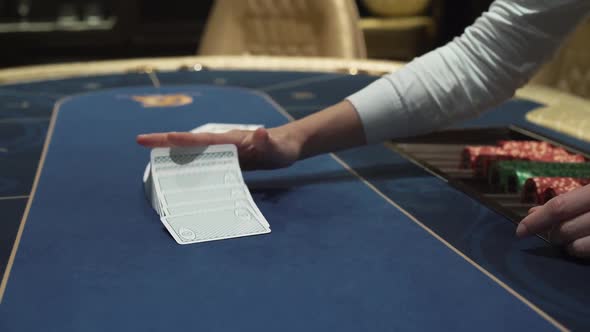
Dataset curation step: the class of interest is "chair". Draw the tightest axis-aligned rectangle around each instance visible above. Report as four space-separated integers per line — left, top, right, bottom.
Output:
198 0 367 59
359 0 438 61
531 18 590 100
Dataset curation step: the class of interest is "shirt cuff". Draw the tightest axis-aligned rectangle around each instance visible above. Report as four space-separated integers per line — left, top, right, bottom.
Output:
346 77 408 144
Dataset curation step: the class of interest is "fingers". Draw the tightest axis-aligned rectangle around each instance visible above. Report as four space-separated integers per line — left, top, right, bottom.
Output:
136 133 174 147
166 132 241 146
517 184 590 238
528 206 541 215
251 128 271 152
549 210 590 245
137 131 245 148
566 236 590 259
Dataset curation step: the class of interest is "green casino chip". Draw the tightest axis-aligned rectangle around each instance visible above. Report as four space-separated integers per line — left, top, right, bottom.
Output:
489 161 590 192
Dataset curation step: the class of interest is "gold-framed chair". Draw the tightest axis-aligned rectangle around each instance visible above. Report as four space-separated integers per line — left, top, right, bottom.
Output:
359 0 437 61
198 0 367 59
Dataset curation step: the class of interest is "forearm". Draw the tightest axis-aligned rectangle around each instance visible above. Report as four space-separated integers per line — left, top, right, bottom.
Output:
349 0 590 144
275 100 366 160
272 1 590 161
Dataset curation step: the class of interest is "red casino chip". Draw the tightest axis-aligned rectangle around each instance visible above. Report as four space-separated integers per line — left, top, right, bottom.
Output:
541 153 584 163
497 141 553 154
461 146 506 170
523 177 557 204
463 141 586 178
475 152 513 177
523 177 590 204
517 150 585 163
498 141 585 162
543 178 590 202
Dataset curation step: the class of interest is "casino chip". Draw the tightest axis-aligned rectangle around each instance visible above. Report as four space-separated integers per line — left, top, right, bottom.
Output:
462 140 586 178
490 161 590 193
522 177 590 204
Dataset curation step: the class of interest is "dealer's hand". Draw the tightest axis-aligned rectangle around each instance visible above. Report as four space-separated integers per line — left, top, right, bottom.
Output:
137 127 302 170
518 184 590 258
137 100 367 171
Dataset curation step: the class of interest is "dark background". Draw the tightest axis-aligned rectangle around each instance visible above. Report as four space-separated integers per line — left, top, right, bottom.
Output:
0 0 493 68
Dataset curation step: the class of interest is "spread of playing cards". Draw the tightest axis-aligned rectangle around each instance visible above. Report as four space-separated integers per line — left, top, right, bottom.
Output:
143 123 270 245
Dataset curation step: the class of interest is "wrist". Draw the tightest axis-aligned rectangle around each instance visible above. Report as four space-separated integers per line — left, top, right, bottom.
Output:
279 119 316 160
268 100 366 162
268 123 307 161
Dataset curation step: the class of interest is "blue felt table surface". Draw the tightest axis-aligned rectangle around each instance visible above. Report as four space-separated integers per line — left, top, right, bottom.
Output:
0 86 556 331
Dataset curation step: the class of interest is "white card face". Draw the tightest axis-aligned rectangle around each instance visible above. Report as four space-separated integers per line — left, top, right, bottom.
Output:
161 207 270 245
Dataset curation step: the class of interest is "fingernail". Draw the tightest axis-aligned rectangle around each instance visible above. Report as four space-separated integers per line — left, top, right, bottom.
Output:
516 223 529 238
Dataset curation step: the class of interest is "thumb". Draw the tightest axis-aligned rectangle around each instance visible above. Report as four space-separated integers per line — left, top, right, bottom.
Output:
252 128 271 151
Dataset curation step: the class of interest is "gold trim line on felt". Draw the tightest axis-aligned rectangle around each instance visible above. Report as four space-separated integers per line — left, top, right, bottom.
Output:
0 195 29 201
0 97 63 303
148 71 161 88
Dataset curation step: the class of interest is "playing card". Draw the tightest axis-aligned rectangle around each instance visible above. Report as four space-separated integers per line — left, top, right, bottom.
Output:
164 184 248 207
193 123 264 134
143 128 271 245
150 145 243 213
163 185 270 228
160 206 270 245
142 123 263 212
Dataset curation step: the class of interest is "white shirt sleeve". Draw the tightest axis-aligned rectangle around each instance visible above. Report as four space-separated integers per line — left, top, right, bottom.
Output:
347 0 590 144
